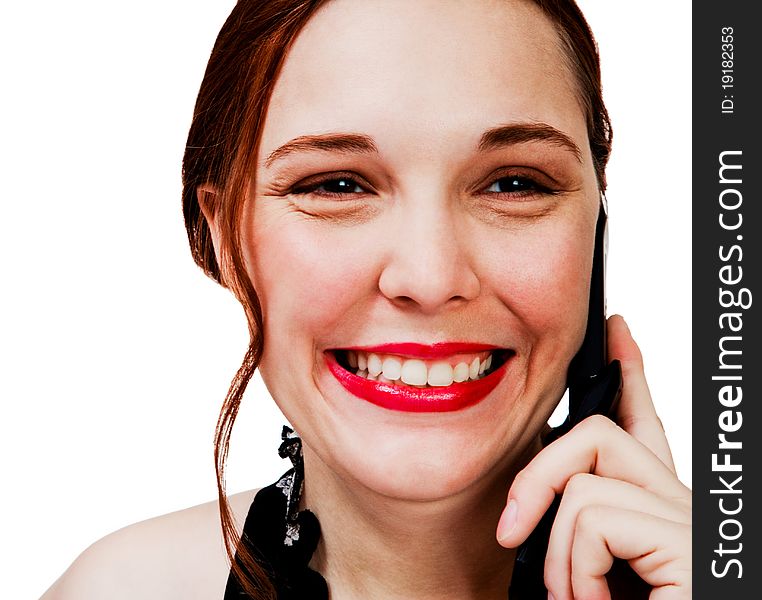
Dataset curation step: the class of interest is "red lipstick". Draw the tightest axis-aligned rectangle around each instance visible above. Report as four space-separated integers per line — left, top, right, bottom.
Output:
325 348 510 413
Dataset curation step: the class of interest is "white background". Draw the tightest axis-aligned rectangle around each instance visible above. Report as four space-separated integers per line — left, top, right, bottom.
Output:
0 2 691 598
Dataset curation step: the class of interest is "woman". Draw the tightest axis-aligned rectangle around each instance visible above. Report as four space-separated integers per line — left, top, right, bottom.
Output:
42 0 691 598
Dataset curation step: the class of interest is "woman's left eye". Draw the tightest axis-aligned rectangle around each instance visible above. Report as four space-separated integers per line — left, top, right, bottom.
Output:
484 175 548 196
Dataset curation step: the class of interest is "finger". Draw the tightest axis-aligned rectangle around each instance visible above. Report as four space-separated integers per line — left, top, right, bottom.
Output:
496 415 690 547
571 506 692 600
545 474 691 600
607 315 676 472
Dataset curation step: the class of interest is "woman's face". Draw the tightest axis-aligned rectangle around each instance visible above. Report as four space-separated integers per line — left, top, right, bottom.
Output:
244 0 599 500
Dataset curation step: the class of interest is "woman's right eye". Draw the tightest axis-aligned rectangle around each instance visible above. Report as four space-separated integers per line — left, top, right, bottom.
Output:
292 174 368 198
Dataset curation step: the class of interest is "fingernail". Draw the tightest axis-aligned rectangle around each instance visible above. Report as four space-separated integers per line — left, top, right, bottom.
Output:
496 499 518 543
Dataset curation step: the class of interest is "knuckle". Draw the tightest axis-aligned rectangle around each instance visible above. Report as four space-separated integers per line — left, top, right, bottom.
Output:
590 413 616 430
575 504 603 534
512 466 542 489
564 472 597 498
578 413 618 436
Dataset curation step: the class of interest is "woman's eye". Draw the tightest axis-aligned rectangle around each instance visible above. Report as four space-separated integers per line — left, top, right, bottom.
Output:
293 176 367 198
485 175 545 195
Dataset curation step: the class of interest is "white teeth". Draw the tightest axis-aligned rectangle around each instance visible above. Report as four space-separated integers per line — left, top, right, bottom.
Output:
428 362 454 387
349 351 497 387
469 357 480 380
367 353 383 377
381 357 402 380
453 362 469 382
400 359 428 386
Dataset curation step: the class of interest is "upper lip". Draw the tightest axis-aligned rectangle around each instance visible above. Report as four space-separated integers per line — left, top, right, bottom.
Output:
335 342 503 359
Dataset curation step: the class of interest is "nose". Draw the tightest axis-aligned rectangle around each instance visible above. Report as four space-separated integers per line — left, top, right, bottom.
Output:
377 200 480 314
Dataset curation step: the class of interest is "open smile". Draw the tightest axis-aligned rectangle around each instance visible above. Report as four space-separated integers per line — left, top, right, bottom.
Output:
326 343 514 412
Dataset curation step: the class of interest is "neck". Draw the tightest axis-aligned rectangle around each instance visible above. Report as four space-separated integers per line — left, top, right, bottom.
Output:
302 440 540 600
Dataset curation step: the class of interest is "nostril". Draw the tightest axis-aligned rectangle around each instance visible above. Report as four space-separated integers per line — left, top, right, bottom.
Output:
386 295 417 311
386 294 472 313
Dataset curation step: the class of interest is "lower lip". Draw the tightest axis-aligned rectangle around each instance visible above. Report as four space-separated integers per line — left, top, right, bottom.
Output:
325 353 509 413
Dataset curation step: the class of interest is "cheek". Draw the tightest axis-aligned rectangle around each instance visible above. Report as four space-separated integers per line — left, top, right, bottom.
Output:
247 216 373 352
487 220 593 351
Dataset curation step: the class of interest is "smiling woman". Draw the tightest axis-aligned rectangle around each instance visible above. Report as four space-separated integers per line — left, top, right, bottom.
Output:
38 1 691 599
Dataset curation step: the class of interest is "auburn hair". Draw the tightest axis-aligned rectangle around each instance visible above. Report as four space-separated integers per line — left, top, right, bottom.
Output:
181 1 612 598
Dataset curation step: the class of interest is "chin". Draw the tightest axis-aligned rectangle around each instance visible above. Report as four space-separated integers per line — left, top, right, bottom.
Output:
309 392 543 503
329 427 508 501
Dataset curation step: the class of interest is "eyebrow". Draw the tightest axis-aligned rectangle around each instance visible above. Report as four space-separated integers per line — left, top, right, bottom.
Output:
478 123 582 162
264 122 582 168
264 133 378 167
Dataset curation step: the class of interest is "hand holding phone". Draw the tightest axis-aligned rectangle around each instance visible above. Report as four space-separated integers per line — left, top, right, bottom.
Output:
501 206 690 599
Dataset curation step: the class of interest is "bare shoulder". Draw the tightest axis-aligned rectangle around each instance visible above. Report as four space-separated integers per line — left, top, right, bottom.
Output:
41 489 259 600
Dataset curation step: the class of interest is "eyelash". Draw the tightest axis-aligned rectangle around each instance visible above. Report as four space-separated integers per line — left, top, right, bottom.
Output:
290 170 556 200
291 172 368 199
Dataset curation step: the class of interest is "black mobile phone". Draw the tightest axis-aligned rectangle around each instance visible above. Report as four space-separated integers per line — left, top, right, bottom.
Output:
508 200 623 598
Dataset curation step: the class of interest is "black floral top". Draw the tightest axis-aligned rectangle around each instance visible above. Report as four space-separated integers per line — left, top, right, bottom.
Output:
222 469 328 599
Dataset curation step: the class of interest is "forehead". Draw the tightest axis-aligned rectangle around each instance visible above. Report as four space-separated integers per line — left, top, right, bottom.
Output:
260 0 587 162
